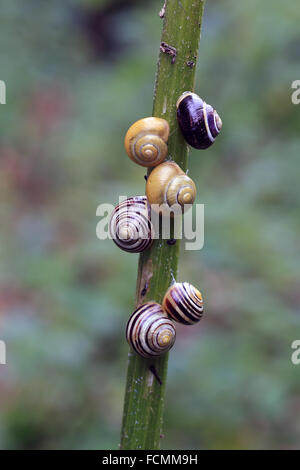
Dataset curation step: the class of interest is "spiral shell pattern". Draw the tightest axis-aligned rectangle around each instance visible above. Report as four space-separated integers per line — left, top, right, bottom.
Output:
126 302 176 358
176 92 222 149
109 196 153 253
163 282 204 325
124 117 169 167
165 173 196 208
146 161 196 215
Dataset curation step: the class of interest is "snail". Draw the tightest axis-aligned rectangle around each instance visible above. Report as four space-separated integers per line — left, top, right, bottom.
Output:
126 302 176 358
146 161 196 215
124 117 170 167
176 92 222 149
109 196 153 253
162 282 204 324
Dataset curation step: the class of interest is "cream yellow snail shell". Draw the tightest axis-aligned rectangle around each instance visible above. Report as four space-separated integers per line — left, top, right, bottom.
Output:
126 302 176 358
146 161 196 215
124 117 169 167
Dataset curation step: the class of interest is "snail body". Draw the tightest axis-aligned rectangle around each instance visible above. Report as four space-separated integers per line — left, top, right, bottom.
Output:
146 161 196 215
176 92 222 149
163 282 204 324
126 302 176 358
109 196 153 253
125 117 169 167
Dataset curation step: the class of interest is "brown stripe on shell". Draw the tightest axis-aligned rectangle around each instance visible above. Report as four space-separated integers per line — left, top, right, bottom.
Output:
126 302 176 358
109 196 154 253
162 282 204 325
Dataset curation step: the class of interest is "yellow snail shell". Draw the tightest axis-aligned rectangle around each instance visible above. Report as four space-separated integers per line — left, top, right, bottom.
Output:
162 282 204 325
146 161 196 215
126 302 176 358
124 117 169 167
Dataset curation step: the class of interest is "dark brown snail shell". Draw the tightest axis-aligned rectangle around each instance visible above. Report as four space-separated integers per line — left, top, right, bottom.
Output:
176 92 222 149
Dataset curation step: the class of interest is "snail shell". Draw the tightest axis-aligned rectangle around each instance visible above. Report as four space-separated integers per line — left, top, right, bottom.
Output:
109 196 153 253
146 161 196 215
126 302 176 358
176 92 222 149
124 117 169 167
162 282 204 324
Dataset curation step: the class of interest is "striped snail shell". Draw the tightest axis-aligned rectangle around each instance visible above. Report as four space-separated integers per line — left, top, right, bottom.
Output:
109 196 153 253
124 117 169 167
126 302 176 358
146 161 196 215
162 282 204 325
176 92 222 149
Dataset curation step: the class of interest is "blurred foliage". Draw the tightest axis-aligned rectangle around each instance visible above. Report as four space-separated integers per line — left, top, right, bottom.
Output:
0 0 299 450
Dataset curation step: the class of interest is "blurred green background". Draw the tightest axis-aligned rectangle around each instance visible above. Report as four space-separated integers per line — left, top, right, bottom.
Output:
0 0 299 450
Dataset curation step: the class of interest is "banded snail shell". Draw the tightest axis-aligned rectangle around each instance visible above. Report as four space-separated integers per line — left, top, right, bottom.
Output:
126 302 176 358
176 92 222 149
162 282 204 325
146 161 196 215
124 117 169 167
109 196 153 253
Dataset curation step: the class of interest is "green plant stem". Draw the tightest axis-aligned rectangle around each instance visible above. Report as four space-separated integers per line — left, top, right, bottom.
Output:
120 0 206 450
